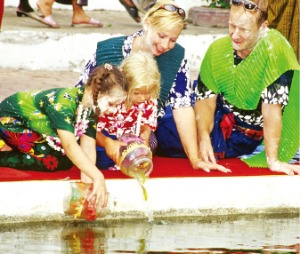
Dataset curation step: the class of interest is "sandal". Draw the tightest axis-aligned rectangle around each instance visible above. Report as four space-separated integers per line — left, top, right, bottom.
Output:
71 18 103 27
119 0 141 23
16 8 59 28
36 2 60 28
39 15 60 28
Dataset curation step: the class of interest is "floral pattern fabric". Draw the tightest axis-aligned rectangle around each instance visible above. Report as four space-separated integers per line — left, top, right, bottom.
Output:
97 99 157 138
0 129 73 171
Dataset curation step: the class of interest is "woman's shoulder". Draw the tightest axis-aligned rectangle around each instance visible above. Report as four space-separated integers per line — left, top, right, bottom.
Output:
97 35 127 47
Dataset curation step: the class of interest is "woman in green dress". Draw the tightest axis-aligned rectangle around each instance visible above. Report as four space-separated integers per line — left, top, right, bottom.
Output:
0 64 128 208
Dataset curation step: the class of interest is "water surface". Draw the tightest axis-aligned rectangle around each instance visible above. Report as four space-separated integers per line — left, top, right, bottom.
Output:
0 215 299 253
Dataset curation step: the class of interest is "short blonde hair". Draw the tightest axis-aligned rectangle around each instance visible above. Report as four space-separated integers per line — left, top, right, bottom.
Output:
120 52 161 104
142 0 185 33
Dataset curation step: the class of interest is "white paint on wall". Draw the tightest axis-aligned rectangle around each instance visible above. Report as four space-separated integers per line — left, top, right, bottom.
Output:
0 30 222 75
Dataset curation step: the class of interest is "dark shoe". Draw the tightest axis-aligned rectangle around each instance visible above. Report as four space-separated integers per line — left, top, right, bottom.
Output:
119 0 141 23
16 3 34 16
16 8 34 17
16 8 42 21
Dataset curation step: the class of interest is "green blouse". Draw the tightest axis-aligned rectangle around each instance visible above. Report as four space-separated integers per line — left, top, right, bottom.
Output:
0 87 96 139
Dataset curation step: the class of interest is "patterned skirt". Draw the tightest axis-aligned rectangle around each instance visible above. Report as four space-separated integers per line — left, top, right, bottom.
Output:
0 128 72 171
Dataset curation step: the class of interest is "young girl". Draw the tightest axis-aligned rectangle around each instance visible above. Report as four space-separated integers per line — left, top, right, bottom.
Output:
0 64 128 207
95 52 161 169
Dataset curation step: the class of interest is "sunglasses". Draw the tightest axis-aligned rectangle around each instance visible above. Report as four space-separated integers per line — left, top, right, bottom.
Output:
149 4 186 19
231 0 262 12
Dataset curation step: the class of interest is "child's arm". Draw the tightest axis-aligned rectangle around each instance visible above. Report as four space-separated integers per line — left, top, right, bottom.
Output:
57 129 108 208
96 131 126 163
139 125 152 147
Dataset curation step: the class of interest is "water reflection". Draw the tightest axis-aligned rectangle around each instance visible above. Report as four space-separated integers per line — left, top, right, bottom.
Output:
0 215 299 253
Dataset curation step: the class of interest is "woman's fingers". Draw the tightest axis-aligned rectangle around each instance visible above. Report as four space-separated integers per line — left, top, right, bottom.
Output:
268 160 300 175
192 159 231 173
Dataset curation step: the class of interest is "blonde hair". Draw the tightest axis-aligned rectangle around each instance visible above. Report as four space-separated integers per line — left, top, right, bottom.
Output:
120 52 161 107
142 0 185 33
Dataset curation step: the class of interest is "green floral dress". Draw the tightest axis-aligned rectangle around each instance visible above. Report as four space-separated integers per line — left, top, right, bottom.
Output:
0 87 96 171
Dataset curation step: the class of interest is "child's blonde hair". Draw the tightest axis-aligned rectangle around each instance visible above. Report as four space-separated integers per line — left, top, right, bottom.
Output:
120 52 161 107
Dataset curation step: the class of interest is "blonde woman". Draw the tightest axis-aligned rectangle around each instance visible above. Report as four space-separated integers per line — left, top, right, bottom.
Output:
95 52 160 169
76 0 219 172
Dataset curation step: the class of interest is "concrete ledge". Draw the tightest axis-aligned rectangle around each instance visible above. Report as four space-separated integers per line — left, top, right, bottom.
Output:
1 175 299 224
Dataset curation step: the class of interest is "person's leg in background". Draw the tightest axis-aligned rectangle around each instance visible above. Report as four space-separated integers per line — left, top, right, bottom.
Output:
15 0 52 27
71 0 103 27
17 0 34 15
36 0 60 27
131 0 155 13
119 0 156 23
0 0 4 31
36 0 102 28
119 0 141 23
268 0 299 61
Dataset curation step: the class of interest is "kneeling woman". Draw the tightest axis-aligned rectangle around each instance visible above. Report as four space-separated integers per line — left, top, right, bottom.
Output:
0 64 128 207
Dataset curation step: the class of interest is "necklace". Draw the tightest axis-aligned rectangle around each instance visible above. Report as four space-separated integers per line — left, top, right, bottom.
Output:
74 104 90 139
135 107 143 136
44 104 90 154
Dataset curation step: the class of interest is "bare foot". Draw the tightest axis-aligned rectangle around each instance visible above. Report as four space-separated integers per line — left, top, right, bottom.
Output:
72 8 102 27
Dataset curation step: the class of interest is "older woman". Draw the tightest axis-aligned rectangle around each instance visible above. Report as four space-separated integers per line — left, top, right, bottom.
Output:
76 0 222 171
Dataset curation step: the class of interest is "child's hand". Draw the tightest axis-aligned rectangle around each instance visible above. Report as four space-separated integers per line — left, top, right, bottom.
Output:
88 177 108 209
139 125 151 147
105 139 127 163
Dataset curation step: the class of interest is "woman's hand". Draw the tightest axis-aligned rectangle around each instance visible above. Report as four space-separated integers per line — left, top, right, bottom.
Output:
268 160 300 176
199 138 218 165
190 158 231 173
